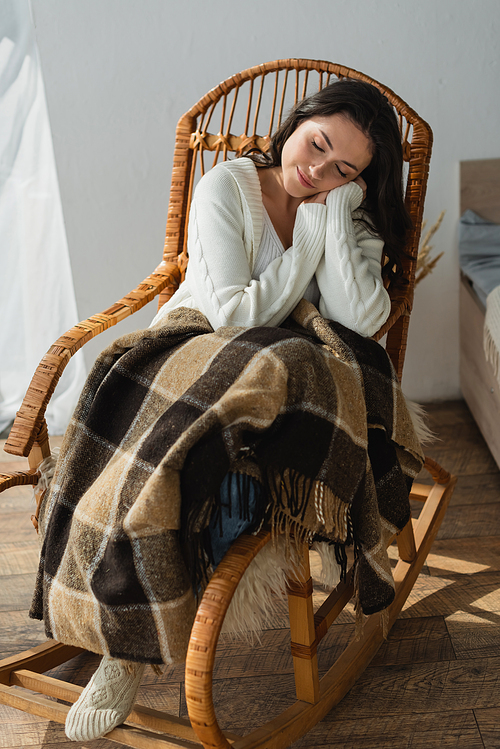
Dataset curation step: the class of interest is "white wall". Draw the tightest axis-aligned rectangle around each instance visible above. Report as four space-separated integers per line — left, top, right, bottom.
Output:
30 0 500 401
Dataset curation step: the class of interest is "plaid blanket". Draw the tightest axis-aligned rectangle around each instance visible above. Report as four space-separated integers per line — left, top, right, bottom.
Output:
30 301 424 665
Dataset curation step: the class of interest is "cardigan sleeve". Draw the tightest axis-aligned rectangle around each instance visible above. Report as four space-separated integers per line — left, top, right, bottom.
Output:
315 182 391 338
185 165 327 329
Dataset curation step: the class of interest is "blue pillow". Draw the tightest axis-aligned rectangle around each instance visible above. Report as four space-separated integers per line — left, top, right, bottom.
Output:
459 210 500 302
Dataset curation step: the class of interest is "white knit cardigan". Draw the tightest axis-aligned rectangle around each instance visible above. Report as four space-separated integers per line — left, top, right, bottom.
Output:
151 158 390 337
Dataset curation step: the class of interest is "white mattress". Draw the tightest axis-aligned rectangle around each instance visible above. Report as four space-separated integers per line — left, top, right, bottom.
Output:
459 209 500 307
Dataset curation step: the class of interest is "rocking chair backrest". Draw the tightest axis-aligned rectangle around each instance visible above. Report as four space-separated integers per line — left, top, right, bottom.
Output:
157 59 432 379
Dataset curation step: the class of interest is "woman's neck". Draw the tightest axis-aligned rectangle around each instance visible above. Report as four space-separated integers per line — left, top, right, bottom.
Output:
257 167 303 250
258 167 303 212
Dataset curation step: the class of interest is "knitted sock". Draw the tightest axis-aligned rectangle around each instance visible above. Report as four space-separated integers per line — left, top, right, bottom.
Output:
65 656 145 741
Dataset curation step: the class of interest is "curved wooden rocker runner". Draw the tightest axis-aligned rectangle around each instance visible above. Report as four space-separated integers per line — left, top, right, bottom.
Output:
0 60 455 748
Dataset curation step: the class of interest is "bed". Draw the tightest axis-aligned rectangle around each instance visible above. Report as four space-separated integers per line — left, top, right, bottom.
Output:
459 157 500 468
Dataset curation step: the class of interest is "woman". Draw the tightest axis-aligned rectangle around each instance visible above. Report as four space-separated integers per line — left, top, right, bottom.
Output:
52 79 415 741
151 78 410 336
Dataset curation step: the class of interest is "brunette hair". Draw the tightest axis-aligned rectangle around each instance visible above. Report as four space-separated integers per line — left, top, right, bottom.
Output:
244 78 412 285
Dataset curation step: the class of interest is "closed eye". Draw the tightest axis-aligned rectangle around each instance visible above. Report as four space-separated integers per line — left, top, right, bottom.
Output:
312 139 348 179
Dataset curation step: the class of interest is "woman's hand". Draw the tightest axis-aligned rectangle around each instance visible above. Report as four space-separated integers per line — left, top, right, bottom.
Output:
353 175 367 201
303 191 330 205
303 175 367 206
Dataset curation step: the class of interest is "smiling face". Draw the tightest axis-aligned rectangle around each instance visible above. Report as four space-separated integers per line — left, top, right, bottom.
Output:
280 113 373 198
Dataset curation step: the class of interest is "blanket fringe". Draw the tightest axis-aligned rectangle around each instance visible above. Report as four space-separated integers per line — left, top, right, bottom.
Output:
271 509 313 551
265 467 351 544
264 467 315 525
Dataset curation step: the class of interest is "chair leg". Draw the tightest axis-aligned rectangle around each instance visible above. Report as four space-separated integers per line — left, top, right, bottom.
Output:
286 543 320 704
397 518 417 563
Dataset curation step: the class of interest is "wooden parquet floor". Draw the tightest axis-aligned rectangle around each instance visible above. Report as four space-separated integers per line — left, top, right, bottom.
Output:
1 400 499 748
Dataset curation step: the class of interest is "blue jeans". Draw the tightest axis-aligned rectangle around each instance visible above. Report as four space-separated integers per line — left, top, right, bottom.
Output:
208 473 259 567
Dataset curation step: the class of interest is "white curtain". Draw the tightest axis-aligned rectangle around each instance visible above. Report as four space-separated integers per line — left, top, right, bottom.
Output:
0 0 86 436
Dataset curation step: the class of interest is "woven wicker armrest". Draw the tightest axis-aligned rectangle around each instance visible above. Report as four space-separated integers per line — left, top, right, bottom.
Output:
372 285 415 380
4 261 181 458
373 288 412 342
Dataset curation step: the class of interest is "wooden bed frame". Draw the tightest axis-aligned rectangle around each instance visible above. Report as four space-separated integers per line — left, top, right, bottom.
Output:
460 158 500 468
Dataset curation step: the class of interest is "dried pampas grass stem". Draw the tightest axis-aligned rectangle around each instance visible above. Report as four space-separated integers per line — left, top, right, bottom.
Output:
415 210 445 285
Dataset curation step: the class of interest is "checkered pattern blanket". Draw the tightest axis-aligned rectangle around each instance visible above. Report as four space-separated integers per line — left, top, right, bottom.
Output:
30 301 424 665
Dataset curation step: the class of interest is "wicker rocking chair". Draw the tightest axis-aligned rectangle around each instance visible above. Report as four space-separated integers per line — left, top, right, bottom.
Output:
0 59 455 749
